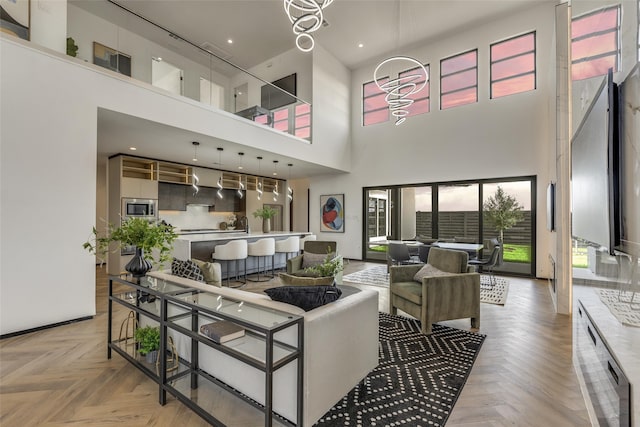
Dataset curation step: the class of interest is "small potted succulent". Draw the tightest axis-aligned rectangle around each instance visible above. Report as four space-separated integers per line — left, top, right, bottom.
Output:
134 325 160 363
252 206 278 233
227 214 237 229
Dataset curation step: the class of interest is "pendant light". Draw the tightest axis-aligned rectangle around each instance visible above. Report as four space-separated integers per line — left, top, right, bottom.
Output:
191 141 200 195
256 156 263 200
272 160 279 201
287 163 293 202
216 147 224 199
237 152 245 198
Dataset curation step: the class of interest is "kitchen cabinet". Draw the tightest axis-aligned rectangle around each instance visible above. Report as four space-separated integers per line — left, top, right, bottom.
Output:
186 186 217 206
121 177 158 199
213 189 245 212
158 182 186 211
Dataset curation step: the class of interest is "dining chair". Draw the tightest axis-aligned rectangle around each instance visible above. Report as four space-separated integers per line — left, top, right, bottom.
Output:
468 244 502 289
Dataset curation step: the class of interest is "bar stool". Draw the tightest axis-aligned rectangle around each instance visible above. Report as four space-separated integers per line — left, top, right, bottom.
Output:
275 236 300 270
247 238 275 282
212 240 247 287
298 234 317 253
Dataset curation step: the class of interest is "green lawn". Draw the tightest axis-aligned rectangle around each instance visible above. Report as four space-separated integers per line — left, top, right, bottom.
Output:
572 246 588 268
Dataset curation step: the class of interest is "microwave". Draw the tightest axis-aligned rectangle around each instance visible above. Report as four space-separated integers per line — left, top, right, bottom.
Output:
122 198 157 219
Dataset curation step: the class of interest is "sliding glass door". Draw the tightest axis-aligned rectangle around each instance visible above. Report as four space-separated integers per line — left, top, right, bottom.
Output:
363 177 535 277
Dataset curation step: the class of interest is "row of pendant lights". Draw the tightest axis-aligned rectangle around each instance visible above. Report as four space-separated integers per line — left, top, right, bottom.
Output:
191 142 293 202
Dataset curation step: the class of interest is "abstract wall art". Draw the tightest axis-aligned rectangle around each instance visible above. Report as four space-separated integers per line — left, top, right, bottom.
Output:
320 194 344 233
0 0 29 40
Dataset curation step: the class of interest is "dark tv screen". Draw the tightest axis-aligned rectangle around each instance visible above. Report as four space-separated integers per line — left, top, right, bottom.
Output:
571 74 617 250
261 74 297 110
614 63 640 257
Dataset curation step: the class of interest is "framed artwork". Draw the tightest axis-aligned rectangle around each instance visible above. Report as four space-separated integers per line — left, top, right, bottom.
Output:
0 0 29 40
93 42 132 77
320 194 344 233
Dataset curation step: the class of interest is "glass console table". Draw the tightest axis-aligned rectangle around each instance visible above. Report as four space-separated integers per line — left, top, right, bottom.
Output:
108 275 304 426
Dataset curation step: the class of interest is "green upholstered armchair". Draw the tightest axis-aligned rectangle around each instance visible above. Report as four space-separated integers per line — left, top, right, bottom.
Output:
286 241 343 284
389 247 480 334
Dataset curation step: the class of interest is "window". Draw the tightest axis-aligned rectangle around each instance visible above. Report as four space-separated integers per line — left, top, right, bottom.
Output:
490 32 536 98
363 79 389 126
440 50 478 110
273 108 289 132
571 6 620 81
398 65 430 116
294 103 311 139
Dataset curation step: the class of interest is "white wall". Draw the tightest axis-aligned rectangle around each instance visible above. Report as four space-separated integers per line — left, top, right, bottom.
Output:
1 38 96 335
308 2 557 276
30 0 66 53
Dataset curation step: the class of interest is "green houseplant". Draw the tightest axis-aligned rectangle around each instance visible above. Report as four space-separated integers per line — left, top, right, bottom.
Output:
303 252 344 278
66 37 78 57
252 206 278 233
134 325 160 363
83 217 177 277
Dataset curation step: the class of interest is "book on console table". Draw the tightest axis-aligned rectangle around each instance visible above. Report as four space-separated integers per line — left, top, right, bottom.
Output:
200 320 245 344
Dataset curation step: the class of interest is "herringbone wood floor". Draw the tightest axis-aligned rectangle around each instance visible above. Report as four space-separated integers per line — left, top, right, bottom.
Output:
0 261 590 426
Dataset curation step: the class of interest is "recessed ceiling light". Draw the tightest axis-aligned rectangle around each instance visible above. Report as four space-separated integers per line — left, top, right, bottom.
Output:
227 39 233 44
358 43 363 48
129 146 137 151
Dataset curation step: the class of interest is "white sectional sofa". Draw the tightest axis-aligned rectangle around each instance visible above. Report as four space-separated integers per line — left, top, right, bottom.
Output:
146 269 379 426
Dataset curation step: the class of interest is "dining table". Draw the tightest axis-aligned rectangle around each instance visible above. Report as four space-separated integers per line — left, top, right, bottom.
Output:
432 242 485 259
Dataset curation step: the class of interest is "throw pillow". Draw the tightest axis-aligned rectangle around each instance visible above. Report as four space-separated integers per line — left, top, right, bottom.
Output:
265 286 342 311
191 259 221 287
301 252 335 269
413 263 454 283
171 258 205 282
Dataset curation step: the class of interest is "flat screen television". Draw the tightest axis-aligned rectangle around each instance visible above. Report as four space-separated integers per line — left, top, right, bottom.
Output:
612 63 640 257
261 73 297 110
571 70 618 252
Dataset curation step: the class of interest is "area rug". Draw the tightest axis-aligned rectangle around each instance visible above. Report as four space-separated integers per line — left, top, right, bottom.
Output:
314 312 486 427
342 266 509 305
597 289 640 327
480 276 509 306
342 265 390 287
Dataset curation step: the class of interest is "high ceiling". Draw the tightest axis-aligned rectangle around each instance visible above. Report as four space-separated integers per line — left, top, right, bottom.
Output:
76 0 552 178
74 0 550 71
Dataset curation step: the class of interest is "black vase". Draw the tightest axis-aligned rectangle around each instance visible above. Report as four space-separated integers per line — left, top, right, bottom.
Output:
125 247 153 277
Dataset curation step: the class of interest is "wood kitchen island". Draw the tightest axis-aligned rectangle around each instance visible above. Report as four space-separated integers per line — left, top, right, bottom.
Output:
172 231 312 279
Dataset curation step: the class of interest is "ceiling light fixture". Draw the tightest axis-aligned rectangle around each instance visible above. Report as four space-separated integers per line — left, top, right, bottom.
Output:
273 160 279 176
373 56 428 126
283 0 333 52
192 141 199 162
273 181 279 201
287 163 293 202
129 146 137 151
256 156 263 201
358 43 364 48
373 1 428 126
216 147 224 199
237 152 244 170
227 39 233 44
237 175 245 198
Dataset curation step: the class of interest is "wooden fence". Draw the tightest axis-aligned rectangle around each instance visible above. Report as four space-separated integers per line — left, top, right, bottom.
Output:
415 211 532 244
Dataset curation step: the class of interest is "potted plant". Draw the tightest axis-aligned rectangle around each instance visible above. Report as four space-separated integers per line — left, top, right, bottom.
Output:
134 325 160 363
66 37 79 57
83 217 177 277
252 206 278 233
227 214 237 229
304 253 344 278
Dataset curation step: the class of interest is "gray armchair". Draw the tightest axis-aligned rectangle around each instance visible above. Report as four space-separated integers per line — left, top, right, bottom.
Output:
389 247 480 334
286 241 343 284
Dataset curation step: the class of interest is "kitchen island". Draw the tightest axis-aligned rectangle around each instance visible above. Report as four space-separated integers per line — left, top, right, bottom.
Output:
172 231 312 279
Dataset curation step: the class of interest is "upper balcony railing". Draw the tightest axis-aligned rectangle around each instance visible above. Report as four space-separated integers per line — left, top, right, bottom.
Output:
66 0 312 141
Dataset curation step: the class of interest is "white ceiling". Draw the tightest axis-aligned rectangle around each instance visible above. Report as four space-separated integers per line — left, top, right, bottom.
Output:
82 0 551 178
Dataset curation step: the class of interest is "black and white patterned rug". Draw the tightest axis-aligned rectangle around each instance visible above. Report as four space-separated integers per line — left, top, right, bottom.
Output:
597 289 640 327
314 312 485 427
343 266 509 305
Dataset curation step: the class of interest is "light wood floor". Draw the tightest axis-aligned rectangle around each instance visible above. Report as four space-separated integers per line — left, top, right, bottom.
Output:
0 261 590 426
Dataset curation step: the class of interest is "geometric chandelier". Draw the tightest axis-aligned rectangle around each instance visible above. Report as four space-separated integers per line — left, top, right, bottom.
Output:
373 55 429 126
283 0 334 52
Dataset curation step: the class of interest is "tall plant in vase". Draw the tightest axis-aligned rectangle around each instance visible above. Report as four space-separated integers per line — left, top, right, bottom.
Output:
252 206 278 233
83 217 177 277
